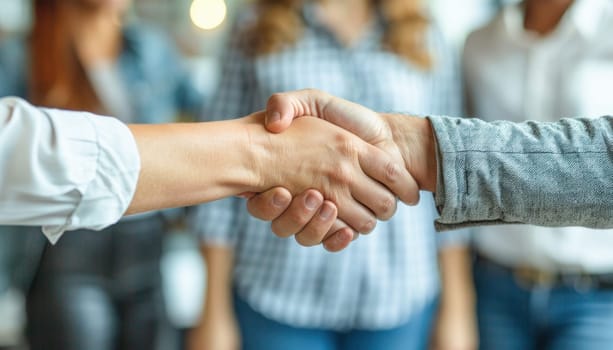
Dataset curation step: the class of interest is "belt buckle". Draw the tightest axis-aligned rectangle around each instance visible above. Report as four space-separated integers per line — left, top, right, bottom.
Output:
513 266 556 288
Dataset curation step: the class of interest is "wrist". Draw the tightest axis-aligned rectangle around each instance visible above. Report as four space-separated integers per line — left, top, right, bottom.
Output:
220 113 275 194
381 114 437 192
239 113 277 192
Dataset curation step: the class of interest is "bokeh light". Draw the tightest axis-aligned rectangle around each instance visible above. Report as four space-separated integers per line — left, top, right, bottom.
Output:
190 0 227 31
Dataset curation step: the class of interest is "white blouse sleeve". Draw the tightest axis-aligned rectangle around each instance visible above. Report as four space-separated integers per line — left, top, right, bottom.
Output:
0 97 141 243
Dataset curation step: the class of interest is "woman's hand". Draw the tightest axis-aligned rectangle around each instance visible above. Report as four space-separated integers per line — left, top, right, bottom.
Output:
242 112 416 237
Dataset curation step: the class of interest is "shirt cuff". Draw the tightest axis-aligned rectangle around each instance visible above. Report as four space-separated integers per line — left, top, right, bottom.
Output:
427 115 520 231
42 112 140 243
427 115 478 232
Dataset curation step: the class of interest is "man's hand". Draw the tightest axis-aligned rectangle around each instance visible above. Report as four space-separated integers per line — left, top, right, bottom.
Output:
247 89 437 251
243 111 418 239
245 188 356 250
265 89 421 203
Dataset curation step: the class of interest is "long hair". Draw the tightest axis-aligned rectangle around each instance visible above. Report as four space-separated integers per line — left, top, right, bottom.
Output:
244 0 432 69
30 0 102 112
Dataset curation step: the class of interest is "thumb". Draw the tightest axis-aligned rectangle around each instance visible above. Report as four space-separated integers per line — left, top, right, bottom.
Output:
265 89 387 143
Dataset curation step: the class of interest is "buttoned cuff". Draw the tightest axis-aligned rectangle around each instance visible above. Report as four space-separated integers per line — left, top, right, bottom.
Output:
428 115 481 231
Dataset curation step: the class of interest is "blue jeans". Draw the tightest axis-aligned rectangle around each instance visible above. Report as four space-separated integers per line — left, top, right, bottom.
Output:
474 258 613 350
234 294 437 350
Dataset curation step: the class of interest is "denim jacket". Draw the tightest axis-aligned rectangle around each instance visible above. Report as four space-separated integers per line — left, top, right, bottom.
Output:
430 115 613 230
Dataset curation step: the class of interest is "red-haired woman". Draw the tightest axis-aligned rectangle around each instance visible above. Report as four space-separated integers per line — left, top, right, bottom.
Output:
189 1 462 349
0 0 201 349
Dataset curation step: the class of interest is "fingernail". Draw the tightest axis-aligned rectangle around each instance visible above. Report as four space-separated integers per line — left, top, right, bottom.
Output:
273 193 288 207
267 111 281 124
305 193 319 210
319 204 334 220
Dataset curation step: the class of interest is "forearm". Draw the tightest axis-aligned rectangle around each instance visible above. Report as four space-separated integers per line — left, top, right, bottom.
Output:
127 117 262 214
438 245 475 314
429 115 613 230
434 245 478 350
189 243 239 350
200 244 235 319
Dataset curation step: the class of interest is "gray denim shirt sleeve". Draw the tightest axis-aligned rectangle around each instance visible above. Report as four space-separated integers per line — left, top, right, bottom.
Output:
427 115 613 231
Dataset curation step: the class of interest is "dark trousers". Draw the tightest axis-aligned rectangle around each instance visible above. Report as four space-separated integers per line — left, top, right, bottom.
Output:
26 215 169 350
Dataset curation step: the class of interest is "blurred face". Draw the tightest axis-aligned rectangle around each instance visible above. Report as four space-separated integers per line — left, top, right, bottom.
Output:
72 0 130 13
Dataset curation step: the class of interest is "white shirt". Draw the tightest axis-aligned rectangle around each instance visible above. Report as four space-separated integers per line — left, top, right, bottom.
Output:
0 97 140 243
463 0 613 273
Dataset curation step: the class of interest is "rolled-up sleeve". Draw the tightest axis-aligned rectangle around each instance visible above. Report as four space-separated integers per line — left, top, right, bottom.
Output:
0 97 140 243
428 115 613 231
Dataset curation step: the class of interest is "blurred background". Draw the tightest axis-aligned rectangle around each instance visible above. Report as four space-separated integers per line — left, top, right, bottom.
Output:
0 0 510 102
7 1 591 350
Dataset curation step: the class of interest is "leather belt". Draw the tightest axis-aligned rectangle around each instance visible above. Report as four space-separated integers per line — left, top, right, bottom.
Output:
476 254 613 290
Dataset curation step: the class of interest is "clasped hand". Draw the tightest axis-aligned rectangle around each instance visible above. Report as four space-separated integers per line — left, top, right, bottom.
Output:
245 89 436 252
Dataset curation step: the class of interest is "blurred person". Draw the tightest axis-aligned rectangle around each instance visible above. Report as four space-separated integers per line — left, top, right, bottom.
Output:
435 0 613 349
0 0 202 348
187 1 465 349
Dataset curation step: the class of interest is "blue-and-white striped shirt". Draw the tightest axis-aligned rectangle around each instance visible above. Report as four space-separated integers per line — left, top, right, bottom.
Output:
192 5 460 330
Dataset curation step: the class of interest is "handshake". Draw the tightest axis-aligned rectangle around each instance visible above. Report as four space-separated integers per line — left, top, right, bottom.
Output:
132 90 609 251
1 89 604 242
239 89 438 252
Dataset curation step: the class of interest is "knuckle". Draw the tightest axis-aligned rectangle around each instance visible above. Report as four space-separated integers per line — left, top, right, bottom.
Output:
271 221 296 238
295 230 320 247
384 161 402 183
377 195 397 220
357 218 377 234
287 208 309 227
335 133 357 157
330 163 354 185
269 92 284 102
